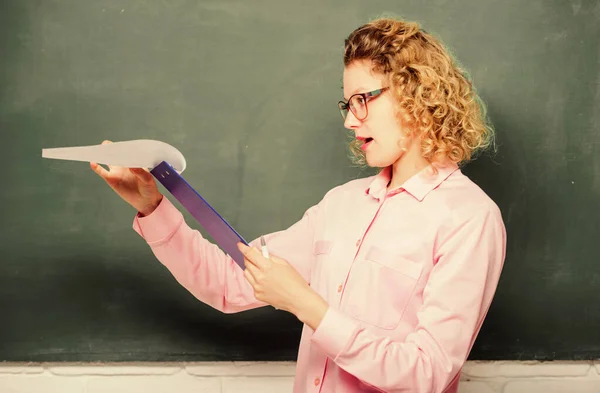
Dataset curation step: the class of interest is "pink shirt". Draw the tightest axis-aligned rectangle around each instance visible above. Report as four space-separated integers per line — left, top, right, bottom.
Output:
133 163 506 393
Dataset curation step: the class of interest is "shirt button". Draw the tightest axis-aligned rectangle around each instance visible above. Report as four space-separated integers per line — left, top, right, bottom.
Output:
314 377 321 386
337 284 343 293
355 239 361 247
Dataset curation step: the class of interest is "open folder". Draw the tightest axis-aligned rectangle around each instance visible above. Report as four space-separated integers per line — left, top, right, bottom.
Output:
42 140 248 269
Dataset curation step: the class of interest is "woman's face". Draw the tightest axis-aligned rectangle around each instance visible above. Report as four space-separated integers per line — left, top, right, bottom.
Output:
342 60 411 168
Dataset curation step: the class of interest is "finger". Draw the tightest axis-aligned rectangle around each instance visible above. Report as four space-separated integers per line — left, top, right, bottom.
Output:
129 167 154 184
244 267 257 287
238 242 268 270
242 253 259 270
244 258 261 281
90 162 110 179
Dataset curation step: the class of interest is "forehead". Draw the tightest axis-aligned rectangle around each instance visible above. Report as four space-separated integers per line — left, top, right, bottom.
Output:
343 60 385 98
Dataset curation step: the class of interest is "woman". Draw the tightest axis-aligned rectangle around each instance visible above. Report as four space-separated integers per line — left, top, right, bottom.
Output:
92 17 506 393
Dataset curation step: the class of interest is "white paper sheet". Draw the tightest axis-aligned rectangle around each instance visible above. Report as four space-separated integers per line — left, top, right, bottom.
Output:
41 139 187 173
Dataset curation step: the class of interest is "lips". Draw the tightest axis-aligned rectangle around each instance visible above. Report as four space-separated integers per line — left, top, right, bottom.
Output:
357 137 373 151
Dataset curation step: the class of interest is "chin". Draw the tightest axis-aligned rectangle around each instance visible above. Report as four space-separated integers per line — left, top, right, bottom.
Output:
366 148 405 168
366 155 396 168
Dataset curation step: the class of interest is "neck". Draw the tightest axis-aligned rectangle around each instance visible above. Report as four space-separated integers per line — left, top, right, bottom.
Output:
387 143 430 191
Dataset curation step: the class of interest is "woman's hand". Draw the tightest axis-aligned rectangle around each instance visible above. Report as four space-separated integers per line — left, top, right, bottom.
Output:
90 140 163 216
238 242 329 330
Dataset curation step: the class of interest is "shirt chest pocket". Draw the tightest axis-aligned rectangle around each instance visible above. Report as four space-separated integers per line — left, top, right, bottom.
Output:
344 246 423 330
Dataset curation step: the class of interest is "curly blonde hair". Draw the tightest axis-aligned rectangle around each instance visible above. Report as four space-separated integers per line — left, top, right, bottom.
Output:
344 17 495 167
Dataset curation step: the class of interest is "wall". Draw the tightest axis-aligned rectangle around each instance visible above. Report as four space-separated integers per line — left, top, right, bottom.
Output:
1 361 599 392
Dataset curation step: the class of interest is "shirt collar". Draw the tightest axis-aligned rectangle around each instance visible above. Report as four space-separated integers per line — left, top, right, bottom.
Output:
365 162 459 202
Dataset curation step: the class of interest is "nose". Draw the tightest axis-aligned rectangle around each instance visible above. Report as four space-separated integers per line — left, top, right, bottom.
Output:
343 110 361 130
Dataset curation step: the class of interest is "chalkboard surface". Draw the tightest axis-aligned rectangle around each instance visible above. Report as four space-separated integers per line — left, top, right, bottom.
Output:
1 0 599 361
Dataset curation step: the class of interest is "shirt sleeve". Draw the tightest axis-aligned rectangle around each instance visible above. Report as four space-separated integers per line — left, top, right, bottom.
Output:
132 195 320 314
311 202 506 393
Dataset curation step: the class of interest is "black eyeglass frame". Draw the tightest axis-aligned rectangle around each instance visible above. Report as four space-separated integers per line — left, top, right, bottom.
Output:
337 87 390 121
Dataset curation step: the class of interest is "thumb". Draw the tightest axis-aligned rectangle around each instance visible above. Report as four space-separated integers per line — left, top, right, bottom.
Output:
129 167 154 184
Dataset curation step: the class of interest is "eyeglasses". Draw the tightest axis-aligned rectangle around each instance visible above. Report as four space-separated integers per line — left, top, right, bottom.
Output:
338 87 389 121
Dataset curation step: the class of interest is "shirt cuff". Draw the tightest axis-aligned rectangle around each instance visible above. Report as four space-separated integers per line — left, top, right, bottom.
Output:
132 196 184 243
311 307 358 360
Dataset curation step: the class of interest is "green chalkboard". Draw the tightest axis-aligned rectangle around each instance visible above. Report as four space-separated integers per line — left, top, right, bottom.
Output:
1 0 599 361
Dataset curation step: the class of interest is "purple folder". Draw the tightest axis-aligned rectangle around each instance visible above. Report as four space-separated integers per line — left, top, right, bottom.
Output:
150 161 248 269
